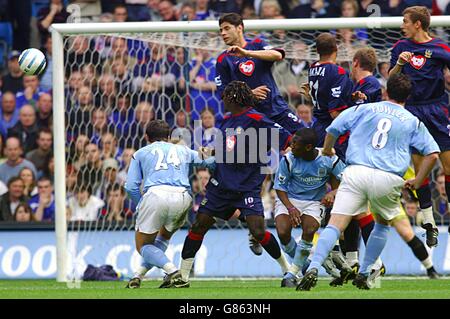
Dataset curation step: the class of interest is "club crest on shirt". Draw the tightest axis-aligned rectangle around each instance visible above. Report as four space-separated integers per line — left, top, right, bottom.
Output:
410 55 426 70
317 167 327 177
239 60 255 76
226 135 236 152
425 49 432 58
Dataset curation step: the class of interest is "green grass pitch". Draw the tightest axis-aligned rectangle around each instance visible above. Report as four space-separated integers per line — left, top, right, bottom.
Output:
1 278 450 299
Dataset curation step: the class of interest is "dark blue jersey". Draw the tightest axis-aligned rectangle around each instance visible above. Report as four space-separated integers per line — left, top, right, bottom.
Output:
390 38 450 105
215 39 287 118
308 62 354 127
351 75 382 106
212 108 291 192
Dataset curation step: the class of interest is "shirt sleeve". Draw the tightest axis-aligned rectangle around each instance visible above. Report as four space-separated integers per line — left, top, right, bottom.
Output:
215 55 231 99
326 105 362 137
330 156 346 181
390 42 401 71
124 152 143 205
258 116 292 151
410 120 441 156
189 148 216 170
273 155 291 192
258 38 286 59
328 71 354 113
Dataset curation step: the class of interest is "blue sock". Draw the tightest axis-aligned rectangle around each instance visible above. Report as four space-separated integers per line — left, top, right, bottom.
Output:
282 236 297 259
140 244 171 270
141 236 170 269
293 240 313 269
308 225 341 271
360 223 390 275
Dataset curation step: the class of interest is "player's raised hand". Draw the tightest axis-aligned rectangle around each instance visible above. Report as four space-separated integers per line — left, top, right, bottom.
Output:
227 46 248 58
252 85 270 100
351 90 367 102
288 206 302 227
198 146 214 159
298 82 310 99
404 178 421 191
398 51 413 65
322 147 335 157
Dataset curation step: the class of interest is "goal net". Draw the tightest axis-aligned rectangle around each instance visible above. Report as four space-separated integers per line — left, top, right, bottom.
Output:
51 17 450 282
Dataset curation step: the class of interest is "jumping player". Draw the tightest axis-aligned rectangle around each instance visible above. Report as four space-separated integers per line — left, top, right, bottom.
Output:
389 6 450 247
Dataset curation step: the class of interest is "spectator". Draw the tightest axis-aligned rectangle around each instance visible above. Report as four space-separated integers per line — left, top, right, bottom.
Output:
146 0 162 21
102 38 138 74
1 51 24 94
37 0 70 46
28 176 55 222
199 107 218 148
101 183 132 221
117 147 135 183
43 156 55 182
377 62 390 89
13 203 36 222
0 92 20 139
171 109 191 145
190 168 210 224
19 167 38 197
81 64 99 91
66 70 84 109
179 2 196 21
296 103 316 128
77 143 103 196
241 4 258 19
66 36 101 76
98 158 120 198
125 101 154 149
40 36 54 92
15 75 45 110
8 104 39 153
189 49 220 121
111 57 134 93
0 136 37 184
158 0 178 21
36 93 53 129
100 132 123 162
289 0 329 19
0 176 27 221
113 4 128 22
89 108 109 145
67 185 104 222
194 0 218 20
404 199 423 226
0 180 6 196
26 128 53 178
260 0 281 19
110 94 134 138
96 74 117 110
124 0 149 21
70 134 90 171
68 86 95 138
433 172 449 217
339 0 368 43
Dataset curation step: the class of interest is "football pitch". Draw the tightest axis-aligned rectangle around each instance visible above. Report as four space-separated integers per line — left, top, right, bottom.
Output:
0 277 449 299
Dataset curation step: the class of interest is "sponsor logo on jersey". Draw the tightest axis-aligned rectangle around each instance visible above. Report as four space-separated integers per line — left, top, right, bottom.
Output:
226 135 236 151
214 75 222 86
201 198 208 206
331 86 342 97
410 55 426 70
278 175 286 183
239 60 255 76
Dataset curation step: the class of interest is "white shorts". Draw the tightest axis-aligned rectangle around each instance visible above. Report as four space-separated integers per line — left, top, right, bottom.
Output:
331 165 404 221
135 185 192 234
274 197 326 224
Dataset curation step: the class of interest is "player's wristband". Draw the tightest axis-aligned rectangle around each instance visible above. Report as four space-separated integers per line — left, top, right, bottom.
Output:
287 207 297 213
396 60 406 66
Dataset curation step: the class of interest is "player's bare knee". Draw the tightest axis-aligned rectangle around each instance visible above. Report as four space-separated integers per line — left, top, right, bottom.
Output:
249 227 266 242
276 226 291 245
302 225 318 242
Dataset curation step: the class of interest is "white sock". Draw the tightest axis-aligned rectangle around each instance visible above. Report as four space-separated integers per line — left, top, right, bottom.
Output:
422 256 433 269
277 253 290 274
162 262 178 275
346 251 359 266
421 207 436 227
180 258 194 281
133 266 149 280
372 257 383 270
288 263 300 276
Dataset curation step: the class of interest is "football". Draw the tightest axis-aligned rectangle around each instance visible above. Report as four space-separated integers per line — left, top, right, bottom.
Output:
18 48 47 76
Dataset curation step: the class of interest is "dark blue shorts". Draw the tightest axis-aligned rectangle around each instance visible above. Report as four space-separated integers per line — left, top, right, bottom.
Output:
407 102 450 153
270 109 304 134
312 121 349 162
197 183 264 220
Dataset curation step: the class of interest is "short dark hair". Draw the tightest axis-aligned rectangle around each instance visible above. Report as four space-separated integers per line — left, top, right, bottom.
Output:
403 6 430 32
106 183 125 195
295 128 318 147
219 13 244 28
315 33 337 56
7 176 24 188
37 176 52 185
113 4 127 12
386 73 412 103
353 48 377 73
38 127 53 138
222 81 258 108
145 120 170 142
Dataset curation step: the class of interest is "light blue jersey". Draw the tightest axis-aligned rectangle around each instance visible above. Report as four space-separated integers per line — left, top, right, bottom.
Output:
125 141 215 205
274 149 346 201
326 101 440 177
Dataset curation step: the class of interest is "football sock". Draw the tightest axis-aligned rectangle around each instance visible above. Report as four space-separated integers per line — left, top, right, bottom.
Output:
360 223 390 275
343 219 360 264
446 175 450 203
259 231 290 273
140 244 177 274
180 258 194 281
346 251 359 266
359 214 375 245
181 231 204 259
290 240 313 275
134 235 169 279
416 179 436 227
407 235 433 269
282 236 297 259
339 239 347 254
308 225 340 271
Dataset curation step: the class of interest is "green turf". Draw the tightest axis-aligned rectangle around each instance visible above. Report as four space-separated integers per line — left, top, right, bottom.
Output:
1 278 450 299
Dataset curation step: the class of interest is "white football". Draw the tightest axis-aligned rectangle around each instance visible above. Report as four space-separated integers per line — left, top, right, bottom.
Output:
18 48 47 76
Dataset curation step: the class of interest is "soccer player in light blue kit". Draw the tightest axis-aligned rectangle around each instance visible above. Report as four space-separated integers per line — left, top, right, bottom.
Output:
274 128 350 287
124 120 214 289
297 73 440 291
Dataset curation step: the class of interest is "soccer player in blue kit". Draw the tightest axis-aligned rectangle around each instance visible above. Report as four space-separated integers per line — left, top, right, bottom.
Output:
389 6 450 245
174 81 293 288
297 73 440 291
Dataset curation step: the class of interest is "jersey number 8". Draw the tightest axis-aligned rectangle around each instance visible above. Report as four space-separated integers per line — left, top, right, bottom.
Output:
371 118 392 150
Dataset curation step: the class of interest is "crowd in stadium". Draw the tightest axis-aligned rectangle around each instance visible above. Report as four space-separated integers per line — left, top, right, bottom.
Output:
0 0 449 226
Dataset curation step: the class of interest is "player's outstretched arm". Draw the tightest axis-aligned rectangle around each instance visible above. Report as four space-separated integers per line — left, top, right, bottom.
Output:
405 152 439 190
227 46 283 62
389 51 413 76
322 134 337 157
